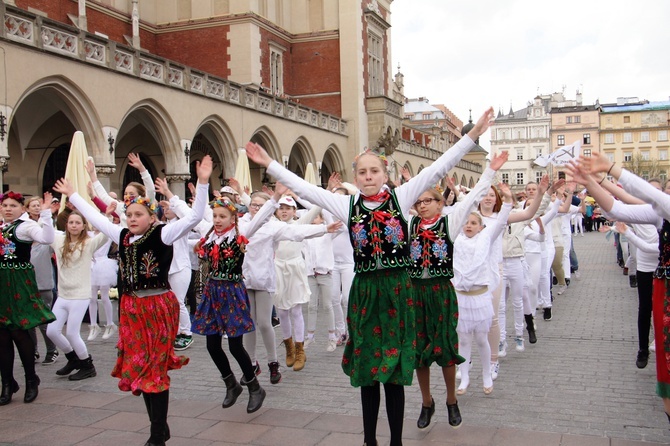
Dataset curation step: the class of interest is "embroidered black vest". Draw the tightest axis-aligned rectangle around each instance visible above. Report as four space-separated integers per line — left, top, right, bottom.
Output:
654 219 670 279
119 225 172 291
0 220 33 269
202 235 245 282
348 191 410 274
407 215 454 279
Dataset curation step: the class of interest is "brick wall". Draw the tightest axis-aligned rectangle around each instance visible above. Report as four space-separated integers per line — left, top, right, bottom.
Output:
156 26 230 77
290 39 341 116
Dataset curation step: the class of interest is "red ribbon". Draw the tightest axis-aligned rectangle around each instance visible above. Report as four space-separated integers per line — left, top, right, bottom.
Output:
419 229 438 242
420 215 440 227
371 210 391 223
361 190 390 203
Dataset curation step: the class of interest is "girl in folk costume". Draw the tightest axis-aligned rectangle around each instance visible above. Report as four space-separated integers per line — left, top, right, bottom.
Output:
453 183 513 396
245 107 494 446
46 211 108 381
569 155 670 422
410 151 508 430
192 184 290 413
54 156 213 446
0 192 55 406
240 191 336 384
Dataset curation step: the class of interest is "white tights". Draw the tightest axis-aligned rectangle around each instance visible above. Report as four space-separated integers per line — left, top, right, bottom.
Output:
89 286 114 326
47 298 90 360
243 289 278 363
458 329 492 389
278 305 305 342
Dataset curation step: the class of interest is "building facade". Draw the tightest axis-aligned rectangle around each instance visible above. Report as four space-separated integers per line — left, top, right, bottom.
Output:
0 0 477 198
600 98 670 182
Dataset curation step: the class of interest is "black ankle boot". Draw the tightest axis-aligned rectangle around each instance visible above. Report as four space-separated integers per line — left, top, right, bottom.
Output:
447 401 462 428
524 314 537 344
24 375 40 403
56 351 80 376
69 355 96 381
221 374 243 408
241 375 266 413
0 379 19 406
417 397 435 429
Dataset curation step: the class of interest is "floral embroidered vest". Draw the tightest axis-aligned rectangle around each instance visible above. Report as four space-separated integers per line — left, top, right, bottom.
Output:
348 191 410 274
655 219 670 279
0 220 33 268
201 234 245 282
407 215 454 279
119 225 172 291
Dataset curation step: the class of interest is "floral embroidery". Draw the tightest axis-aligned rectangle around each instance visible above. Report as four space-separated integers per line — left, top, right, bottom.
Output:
139 251 159 278
432 239 449 260
351 223 368 251
384 218 404 245
409 239 421 261
0 231 17 260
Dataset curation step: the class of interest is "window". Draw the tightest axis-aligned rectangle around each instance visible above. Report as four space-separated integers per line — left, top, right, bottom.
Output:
604 133 614 144
659 130 668 141
624 152 632 162
566 116 572 124
659 150 668 161
623 132 633 143
574 116 581 123
516 149 523 160
583 133 591 145
661 171 667 182
606 152 614 162
270 46 284 95
535 171 544 183
624 116 630 123
641 131 650 142
501 172 509 184
642 171 650 181
516 172 524 185
367 31 383 96
557 135 565 146
642 151 650 161
583 149 592 157
535 147 542 158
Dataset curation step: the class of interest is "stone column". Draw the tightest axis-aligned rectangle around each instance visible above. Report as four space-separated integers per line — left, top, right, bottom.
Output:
78 0 87 31
131 0 140 49
95 165 116 194
165 174 192 201
0 156 9 191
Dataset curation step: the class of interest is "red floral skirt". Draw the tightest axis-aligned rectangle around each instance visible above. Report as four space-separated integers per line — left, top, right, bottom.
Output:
652 279 670 398
112 291 189 395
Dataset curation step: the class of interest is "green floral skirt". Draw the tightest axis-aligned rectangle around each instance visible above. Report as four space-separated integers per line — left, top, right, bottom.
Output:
414 277 464 368
0 265 55 330
341 269 416 387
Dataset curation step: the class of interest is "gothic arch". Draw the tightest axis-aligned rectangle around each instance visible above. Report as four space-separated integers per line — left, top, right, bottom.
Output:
322 144 346 185
288 137 316 181
192 116 238 186
249 127 282 188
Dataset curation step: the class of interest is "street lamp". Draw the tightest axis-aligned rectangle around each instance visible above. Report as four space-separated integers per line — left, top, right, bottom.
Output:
184 143 190 164
107 132 115 154
0 111 6 142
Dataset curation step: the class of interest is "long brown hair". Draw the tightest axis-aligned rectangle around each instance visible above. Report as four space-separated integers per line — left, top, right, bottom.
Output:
61 211 90 267
478 185 503 214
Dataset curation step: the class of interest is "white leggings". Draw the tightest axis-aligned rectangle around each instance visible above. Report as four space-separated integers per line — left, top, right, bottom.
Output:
169 268 192 336
539 246 554 309
458 330 492 389
501 257 525 338
47 298 90 359
278 305 305 342
331 263 354 335
526 252 542 314
243 289 278 363
307 274 335 333
89 286 114 326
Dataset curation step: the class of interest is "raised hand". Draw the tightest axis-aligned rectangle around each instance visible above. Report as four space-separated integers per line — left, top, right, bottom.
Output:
228 177 243 195
578 151 611 174
549 179 566 195
261 185 272 196
196 155 213 184
468 107 495 140
490 151 509 171
327 172 342 191
564 161 591 186
41 192 53 211
187 182 196 197
400 166 411 182
53 178 74 197
127 153 146 172
326 221 343 233
86 181 96 199
105 200 117 216
273 181 289 198
245 141 273 167
154 177 173 199
539 175 550 194
85 158 98 182
498 182 513 203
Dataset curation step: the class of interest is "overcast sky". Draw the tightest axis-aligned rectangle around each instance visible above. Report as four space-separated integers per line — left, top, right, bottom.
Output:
390 0 670 150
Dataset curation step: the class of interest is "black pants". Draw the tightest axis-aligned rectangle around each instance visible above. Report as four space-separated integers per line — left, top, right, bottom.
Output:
637 271 654 351
206 334 255 381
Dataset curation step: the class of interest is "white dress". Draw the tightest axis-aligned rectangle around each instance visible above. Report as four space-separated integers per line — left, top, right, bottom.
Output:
90 237 118 287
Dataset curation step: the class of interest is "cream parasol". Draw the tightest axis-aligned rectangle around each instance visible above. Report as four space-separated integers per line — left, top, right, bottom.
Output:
60 131 94 212
304 162 317 186
233 148 253 192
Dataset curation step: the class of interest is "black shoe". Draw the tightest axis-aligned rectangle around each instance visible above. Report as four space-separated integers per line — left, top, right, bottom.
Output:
69 355 97 381
417 398 435 429
525 314 537 344
42 351 59 365
268 361 282 384
24 376 40 403
552 276 558 285
272 316 280 328
0 379 19 406
565 278 570 287
636 350 649 369
221 374 243 408
630 275 638 288
543 307 552 321
56 351 80 376
34 351 40 362
447 401 462 428
241 376 266 413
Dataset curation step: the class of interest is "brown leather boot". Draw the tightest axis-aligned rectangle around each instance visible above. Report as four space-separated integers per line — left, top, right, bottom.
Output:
283 338 295 368
293 341 306 371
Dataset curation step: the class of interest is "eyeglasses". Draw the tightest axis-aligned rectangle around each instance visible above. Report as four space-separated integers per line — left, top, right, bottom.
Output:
414 198 438 207
249 203 263 209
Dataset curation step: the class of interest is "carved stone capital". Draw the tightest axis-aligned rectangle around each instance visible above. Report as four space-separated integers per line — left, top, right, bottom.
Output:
0 156 10 173
165 174 192 184
95 165 116 176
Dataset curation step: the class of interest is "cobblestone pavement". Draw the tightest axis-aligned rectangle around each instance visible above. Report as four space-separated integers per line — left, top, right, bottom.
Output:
1 232 669 445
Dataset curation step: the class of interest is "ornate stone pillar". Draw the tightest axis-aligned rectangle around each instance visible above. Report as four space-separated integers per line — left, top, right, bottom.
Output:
95 165 116 194
131 0 140 49
78 0 87 31
165 174 192 201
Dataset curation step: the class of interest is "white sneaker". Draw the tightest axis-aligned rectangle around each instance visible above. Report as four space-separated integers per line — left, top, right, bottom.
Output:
574 270 581 280
515 336 525 352
304 336 316 348
556 285 567 295
498 340 507 358
326 339 337 352
87 325 101 341
490 361 499 381
650 340 656 352
102 324 118 340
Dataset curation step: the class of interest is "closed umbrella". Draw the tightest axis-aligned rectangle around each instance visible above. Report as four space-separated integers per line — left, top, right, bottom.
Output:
304 162 317 186
233 148 253 192
60 131 94 212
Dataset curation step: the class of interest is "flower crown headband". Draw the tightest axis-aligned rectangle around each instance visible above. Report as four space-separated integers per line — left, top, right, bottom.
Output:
352 148 388 169
0 191 25 204
124 196 156 212
209 198 238 214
